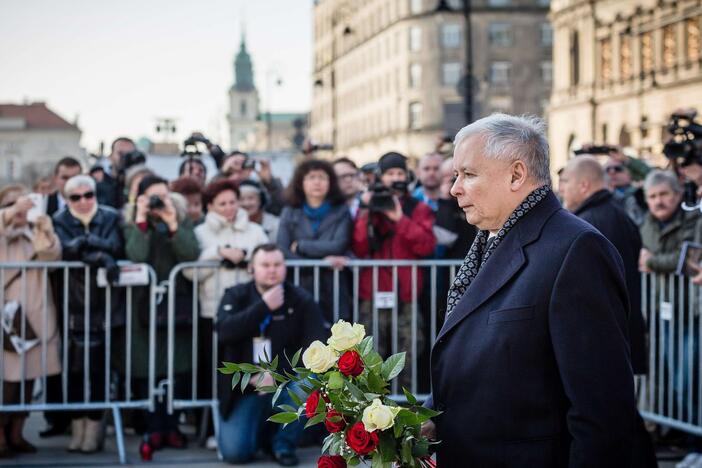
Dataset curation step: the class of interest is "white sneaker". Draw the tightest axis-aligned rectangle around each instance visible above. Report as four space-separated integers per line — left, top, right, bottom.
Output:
206 436 217 450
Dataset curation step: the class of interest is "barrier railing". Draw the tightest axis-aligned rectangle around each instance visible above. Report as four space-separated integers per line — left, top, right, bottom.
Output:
0 261 158 464
638 272 702 436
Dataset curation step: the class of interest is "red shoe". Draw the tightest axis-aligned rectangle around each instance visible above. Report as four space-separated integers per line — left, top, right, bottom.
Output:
139 438 153 461
148 432 163 450
165 430 187 449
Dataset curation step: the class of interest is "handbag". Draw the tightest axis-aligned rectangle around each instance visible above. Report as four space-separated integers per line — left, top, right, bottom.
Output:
2 262 39 353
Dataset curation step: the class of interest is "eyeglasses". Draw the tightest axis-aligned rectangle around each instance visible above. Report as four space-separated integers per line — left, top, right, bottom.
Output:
337 173 358 181
68 191 95 202
605 166 625 174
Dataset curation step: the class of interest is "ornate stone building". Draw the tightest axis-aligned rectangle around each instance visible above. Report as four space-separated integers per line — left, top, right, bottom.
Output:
310 0 552 164
549 0 702 173
228 34 260 151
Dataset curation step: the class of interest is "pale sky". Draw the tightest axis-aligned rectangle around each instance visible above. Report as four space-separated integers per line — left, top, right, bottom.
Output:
0 0 313 153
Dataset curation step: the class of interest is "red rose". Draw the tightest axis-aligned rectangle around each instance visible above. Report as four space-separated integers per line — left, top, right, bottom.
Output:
338 350 364 377
324 409 346 433
345 422 379 456
318 455 346 468
305 390 321 419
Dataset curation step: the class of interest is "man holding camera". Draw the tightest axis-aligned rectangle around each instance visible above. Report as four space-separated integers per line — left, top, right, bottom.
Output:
351 152 435 381
221 152 285 216
96 137 142 209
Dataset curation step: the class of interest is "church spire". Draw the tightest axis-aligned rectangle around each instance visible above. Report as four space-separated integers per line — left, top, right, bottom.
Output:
233 25 254 91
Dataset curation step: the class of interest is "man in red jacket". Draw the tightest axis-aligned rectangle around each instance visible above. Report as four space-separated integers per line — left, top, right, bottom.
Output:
352 152 436 387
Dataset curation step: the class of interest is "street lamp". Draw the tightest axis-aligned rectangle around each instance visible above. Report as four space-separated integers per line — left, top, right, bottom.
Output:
434 0 473 124
266 69 283 152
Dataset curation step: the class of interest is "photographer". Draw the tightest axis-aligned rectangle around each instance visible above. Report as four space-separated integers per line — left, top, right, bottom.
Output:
52 175 124 453
121 175 200 452
351 152 435 379
97 137 145 210
221 152 285 215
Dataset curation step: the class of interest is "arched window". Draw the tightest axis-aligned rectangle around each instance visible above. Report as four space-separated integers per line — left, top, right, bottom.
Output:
570 31 580 86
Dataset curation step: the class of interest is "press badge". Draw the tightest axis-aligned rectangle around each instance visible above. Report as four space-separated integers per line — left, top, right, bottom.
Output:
660 301 673 321
375 292 396 309
253 337 272 364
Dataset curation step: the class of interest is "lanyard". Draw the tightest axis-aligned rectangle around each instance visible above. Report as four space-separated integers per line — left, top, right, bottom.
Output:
259 314 272 337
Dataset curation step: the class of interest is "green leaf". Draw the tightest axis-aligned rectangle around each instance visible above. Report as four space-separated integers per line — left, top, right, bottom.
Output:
257 385 278 393
238 363 261 373
358 336 374 356
218 361 240 374
364 351 383 371
304 411 326 428
345 380 367 401
327 371 344 390
272 382 287 407
321 434 335 454
271 355 279 370
367 372 388 394
416 406 441 419
379 430 397 463
402 387 418 405
240 373 251 392
231 372 241 390
287 387 303 407
268 412 299 424
371 451 384 467
291 348 302 367
279 404 298 413
348 456 361 466
381 352 406 381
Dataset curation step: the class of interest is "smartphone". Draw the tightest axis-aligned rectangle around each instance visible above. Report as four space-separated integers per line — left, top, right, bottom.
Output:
26 193 45 223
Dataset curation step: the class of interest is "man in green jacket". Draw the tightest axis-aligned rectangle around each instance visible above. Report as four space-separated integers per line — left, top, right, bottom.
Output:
639 170 700 273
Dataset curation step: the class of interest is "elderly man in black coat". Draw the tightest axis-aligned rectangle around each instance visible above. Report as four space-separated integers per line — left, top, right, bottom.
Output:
423 114 636 467
560 155 655 467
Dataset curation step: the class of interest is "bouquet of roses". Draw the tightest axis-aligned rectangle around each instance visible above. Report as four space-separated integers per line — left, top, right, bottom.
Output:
219 319 439 467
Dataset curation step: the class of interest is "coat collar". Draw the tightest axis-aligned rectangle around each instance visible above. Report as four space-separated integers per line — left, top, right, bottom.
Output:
573 189 611 215
435 191 562 343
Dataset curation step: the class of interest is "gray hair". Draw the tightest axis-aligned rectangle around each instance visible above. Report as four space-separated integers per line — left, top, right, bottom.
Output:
64 174 95 194
644 169 682 194
453 113 551 185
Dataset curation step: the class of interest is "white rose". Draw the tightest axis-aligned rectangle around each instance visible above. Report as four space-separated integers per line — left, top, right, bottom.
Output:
327 320 366 352
361 398 400 432
302 340 337 373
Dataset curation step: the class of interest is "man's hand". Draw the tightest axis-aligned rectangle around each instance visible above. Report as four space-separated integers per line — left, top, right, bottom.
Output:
250 372 276 394
257 159 273 184
33 214 53 233
384 197 403 222
155 196 178 232
324 255 348 270
420 421 436 440
135 194 150 223
220 247 246 264
639 248 653 273
262 284 284 311
3 195 34 224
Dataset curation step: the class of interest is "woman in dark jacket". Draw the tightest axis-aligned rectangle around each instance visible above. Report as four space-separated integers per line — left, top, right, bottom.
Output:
52 175 123 454
277 159 352 323
121 175 199 453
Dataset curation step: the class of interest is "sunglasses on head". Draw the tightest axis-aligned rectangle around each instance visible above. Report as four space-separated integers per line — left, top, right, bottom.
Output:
68 191 95 202
605 166 625 173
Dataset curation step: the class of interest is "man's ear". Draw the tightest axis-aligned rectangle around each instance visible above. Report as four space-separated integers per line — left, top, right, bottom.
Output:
510 160 528 190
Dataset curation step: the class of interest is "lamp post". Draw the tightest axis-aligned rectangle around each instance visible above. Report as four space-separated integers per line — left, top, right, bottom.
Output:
266 69 283 152
435 0 473 124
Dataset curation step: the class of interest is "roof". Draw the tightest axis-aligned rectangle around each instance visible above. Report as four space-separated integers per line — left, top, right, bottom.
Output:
0 102 80 130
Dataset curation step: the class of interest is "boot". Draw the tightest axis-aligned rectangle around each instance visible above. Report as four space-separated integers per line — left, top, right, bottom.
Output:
67 418 85 452
81 418 103 453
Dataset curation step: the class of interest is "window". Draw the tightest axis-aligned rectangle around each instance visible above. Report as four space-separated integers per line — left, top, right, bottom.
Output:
570 31 580 85
409 63 422 88
490 61 511 85
410 0 423 14
618 35 632 80
599 38 612 81
488 0 510 6
687 18 701 62
541 23 553 47
240 100 247 117
441 24 461 48
410 26 422 51
541 61 553 82
442 62 462 86
489 22 512 47
409 102 423 129
663 24 676 69
641 32 654 73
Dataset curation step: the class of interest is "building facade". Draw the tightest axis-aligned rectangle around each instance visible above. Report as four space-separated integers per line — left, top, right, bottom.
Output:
310 0 552 164
0 102 83 184
549 0 702 173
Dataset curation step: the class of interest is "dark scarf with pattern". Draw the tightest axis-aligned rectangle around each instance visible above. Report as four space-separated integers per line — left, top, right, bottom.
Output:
445 185 552 317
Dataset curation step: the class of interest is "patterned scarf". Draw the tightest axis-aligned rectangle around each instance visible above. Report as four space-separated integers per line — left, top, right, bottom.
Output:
445 185 552 317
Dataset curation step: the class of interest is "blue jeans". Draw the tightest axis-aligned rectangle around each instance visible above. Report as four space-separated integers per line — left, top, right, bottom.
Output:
218 383 306 463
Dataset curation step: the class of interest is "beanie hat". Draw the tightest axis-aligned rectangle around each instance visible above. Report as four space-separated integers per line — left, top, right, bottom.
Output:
378 152 407 174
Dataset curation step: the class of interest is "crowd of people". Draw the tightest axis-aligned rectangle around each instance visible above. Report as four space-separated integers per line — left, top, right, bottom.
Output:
3 122 702 464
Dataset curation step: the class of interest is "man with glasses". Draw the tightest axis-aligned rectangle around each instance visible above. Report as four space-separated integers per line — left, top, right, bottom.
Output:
333 157 362 218
603 148 649 225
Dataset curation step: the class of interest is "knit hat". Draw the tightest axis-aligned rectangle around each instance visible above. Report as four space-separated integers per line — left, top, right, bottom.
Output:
377 152 407 174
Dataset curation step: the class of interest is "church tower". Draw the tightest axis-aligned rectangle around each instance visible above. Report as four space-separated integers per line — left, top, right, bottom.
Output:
228 31 259 151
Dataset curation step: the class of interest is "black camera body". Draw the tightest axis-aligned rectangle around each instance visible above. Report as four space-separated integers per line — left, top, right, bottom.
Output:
368 183 395 213
573 145 617 156
663 111 702 167
120 150 146 172
148 195 165 210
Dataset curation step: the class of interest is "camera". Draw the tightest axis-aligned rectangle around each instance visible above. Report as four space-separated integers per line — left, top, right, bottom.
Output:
573 145 617 156
148 195 165 210
368 183 395 213
120 150 146 172
663 110 702 168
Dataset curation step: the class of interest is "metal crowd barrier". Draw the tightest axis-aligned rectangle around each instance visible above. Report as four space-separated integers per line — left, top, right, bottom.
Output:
638 272 702 436
0 261 158 464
